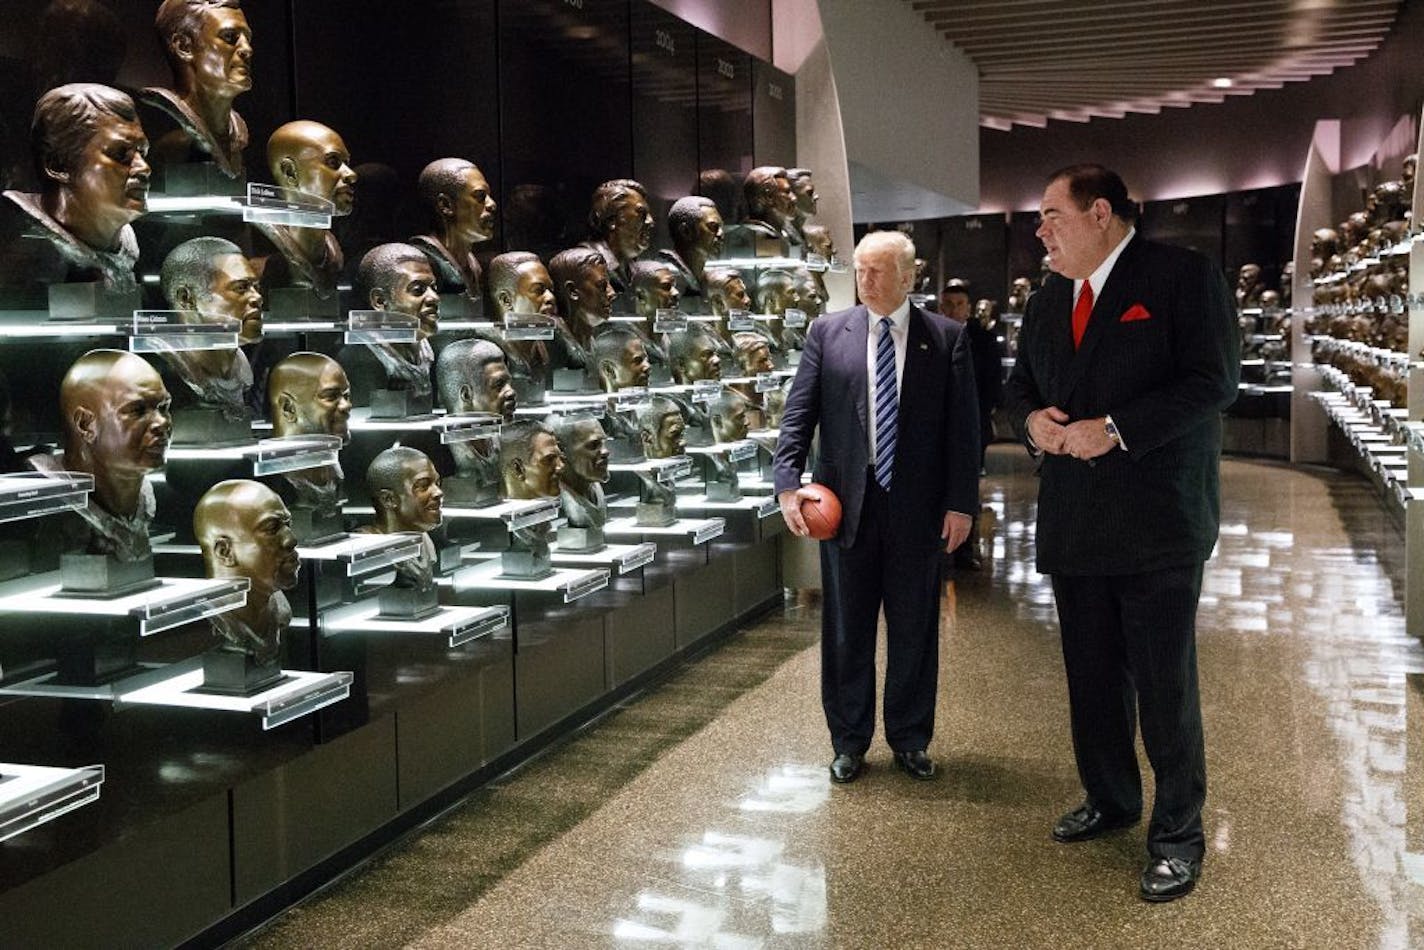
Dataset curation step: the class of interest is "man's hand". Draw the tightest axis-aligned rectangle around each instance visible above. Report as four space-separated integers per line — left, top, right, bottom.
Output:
941 511 972 552
1027 406 1070 454
1062 417 1116 461
778 487 817 537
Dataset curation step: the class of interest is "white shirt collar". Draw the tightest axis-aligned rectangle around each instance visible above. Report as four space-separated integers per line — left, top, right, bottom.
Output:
868 296 912 329
1076 226 1136 302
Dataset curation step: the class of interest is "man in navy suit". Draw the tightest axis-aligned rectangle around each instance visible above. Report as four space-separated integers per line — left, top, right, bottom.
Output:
1005 165 1238 902
774 230 979 785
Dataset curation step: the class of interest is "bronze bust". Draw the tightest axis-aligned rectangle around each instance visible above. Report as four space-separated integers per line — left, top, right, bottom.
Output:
584 178 652 291
657 196 724 295
2 84 151 299
258 120 356 296
410 157 496 302
140 0 253 178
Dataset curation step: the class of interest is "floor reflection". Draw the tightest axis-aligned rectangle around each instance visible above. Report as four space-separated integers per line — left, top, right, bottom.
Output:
612 769 830 946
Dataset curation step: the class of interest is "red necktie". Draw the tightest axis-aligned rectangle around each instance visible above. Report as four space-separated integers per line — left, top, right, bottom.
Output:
1072 282 1093 350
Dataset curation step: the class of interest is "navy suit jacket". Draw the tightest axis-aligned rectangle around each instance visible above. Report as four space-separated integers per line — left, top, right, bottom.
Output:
1004 236 1240 575
773 302 980 551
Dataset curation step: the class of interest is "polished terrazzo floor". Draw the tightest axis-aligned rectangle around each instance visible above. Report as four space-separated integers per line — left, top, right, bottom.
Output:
238 447 1424 949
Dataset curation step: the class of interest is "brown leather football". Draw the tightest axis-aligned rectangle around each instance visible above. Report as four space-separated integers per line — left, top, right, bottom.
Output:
799 483 842 540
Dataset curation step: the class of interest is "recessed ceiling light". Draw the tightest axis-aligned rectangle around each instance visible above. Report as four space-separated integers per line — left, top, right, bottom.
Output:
1212 77 1234 88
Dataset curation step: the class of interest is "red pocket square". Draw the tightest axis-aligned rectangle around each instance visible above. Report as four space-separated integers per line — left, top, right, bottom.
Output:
1120 304 1152 322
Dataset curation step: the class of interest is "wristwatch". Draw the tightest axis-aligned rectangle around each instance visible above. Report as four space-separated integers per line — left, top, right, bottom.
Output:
1104 415 1122 448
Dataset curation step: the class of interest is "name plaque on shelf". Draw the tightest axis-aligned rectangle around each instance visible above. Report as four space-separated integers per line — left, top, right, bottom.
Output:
503 313 556 341
345 311 417 344
691 379 723 402
242 183 334 228
438 414 502 444
129 311 240 352
653 308 688 334
755 371 780 393
727 309 755 332
783 308 807 329
0 471 92 523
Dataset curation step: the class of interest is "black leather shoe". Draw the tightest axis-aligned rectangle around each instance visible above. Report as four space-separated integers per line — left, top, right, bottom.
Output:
893 749 936 780
1051 803 1140 843
829 753 864 784
1139 856 1201 902
952 553 982 571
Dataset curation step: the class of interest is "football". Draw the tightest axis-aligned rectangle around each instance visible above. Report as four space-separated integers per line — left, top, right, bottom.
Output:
799 483 842 540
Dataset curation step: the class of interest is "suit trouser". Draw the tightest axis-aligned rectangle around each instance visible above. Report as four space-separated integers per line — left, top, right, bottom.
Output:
1050 564 1207 861
819 477 942 756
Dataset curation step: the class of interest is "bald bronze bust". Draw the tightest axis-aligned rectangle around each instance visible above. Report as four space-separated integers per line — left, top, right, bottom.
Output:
31 350 171 565
266 351 350 540
195 479 296 691
257 120 355 296
339 242 439 417
139 0 253 178
2 83 151 300
410 157 496 303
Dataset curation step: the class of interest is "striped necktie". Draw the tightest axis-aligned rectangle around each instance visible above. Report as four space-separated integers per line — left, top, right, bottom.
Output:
874 317 898 490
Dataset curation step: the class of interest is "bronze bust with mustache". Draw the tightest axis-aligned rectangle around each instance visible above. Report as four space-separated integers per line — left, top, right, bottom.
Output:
2 84 151 301
139 0 253 179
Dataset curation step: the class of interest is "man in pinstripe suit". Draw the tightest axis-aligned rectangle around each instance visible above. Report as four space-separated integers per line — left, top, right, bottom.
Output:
1006 165 1239 902
775 230 980 786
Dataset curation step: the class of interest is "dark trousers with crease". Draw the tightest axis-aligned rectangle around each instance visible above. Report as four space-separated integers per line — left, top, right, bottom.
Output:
1051 564 1207 861
819 476 942 756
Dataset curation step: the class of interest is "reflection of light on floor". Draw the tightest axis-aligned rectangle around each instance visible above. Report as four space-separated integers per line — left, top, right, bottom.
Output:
612 893 763 948
737 764 828 814
681 832 783 871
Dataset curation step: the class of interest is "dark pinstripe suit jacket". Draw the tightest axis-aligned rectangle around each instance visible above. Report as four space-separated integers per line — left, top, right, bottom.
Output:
1005 236 1240 575
773 303 980 551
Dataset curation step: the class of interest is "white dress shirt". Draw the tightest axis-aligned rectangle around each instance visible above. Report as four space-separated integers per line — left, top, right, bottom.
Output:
866 296 911 459
1072 226 1136 316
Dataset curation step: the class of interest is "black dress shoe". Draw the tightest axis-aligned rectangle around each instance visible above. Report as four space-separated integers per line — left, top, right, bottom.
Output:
1139 856 1201 902
1051 803 1140 843
952 553 982 571
829 753 864 784
892 749 936 780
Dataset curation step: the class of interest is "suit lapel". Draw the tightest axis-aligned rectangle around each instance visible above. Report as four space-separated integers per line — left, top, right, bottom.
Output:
842 305 870 444
1056 235 1144 405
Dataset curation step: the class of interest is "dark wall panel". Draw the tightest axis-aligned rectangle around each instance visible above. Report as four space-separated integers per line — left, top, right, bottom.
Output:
753 60 796 168
940 213 1008 308
1139 194 1224 264
499 0 632 260
632 3 699 252
697 33 753 217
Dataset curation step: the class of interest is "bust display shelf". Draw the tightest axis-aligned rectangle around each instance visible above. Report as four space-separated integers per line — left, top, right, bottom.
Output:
0 68 803 950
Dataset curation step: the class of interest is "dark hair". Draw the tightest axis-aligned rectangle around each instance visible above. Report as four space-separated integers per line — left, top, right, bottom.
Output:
1048 163 1137 222
941 277 971 298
